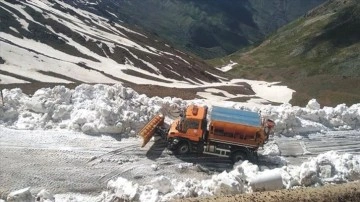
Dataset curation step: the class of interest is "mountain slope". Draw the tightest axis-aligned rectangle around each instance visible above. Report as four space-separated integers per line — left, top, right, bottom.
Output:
214 0 360 106
0 0 222 88
66 0 325 59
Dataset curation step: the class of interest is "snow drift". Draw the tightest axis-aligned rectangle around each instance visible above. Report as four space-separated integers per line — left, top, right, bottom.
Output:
0 84 359 136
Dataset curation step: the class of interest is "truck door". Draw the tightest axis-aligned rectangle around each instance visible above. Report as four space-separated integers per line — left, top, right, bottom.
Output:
183 119 202 141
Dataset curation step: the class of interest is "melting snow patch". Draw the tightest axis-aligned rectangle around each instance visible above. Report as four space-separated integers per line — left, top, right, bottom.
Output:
216 61 238 72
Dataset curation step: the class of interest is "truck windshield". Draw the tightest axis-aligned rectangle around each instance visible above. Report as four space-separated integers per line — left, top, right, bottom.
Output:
182 119 199 132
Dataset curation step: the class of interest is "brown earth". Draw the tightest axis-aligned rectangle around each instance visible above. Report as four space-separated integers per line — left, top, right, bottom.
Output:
176 181 360 202
0 82 255 100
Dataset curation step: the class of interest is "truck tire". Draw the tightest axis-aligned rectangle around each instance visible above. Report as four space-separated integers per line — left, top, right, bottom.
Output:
176 142 190 155
231 151 247 163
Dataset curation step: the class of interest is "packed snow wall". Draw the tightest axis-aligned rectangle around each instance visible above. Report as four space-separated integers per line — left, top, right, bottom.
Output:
0 84 359 136
0 84 187 135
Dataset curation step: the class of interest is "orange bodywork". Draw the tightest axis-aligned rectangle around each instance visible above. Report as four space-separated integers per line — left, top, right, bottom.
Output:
185 105 207 120
139 105 273 151
208 120 267 149
167 105 207 142
138 114 165 147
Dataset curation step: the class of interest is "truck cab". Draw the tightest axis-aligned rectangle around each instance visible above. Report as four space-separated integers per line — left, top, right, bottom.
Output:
167 105 208 154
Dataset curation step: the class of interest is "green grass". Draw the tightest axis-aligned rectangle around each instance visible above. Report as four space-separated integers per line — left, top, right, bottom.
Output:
89 0 326 59
210 0 360 106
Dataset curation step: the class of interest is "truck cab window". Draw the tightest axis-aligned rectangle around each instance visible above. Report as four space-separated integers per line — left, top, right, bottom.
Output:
183 119 200 132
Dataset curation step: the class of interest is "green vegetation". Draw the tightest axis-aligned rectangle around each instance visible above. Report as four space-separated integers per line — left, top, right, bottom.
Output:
211 0 360 107
77 0 325 59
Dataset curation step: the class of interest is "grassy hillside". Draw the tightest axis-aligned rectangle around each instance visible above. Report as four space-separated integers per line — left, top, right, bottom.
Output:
71 0 325 59
211 0 360 107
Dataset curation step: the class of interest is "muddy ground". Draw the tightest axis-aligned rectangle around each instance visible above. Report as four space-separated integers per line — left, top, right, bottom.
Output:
177 181 360 202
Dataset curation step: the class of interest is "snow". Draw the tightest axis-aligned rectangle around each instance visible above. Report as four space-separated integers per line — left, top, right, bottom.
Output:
262 141 281 156
0 84 359 201
3 1 357 201
232 79 295 104
1 0 204 86
0 74 28 84
46 152 357 202
36 190 55 202
0 84 359 136
6 187 32 202
0 0 295 105
216 61 238 72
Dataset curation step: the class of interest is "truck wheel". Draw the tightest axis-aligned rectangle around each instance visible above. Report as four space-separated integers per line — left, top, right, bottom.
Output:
231 151 247 163
176 142 190 155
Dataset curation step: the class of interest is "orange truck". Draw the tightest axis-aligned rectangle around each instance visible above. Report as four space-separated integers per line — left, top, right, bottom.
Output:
139 105 275 163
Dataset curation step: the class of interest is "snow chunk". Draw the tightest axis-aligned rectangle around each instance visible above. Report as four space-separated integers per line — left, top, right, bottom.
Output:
139 186 159 202
7 187 33 202
209 170 246 195
36 189 55 202
262 141 281 156
151 176 173 194
306 99 320 110
299 159 320 186
289 151 360 187
107 177 139 201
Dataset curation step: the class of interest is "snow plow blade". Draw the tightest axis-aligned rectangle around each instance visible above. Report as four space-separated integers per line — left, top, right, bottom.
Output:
139 114 165 147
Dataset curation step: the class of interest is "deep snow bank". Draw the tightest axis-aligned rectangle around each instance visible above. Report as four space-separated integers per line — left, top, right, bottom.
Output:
0 84 186 135
259 99 360 136
0 84 359 136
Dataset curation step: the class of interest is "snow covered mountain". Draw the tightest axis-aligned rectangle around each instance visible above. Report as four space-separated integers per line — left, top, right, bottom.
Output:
61 0 326 59
0 0 222 87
